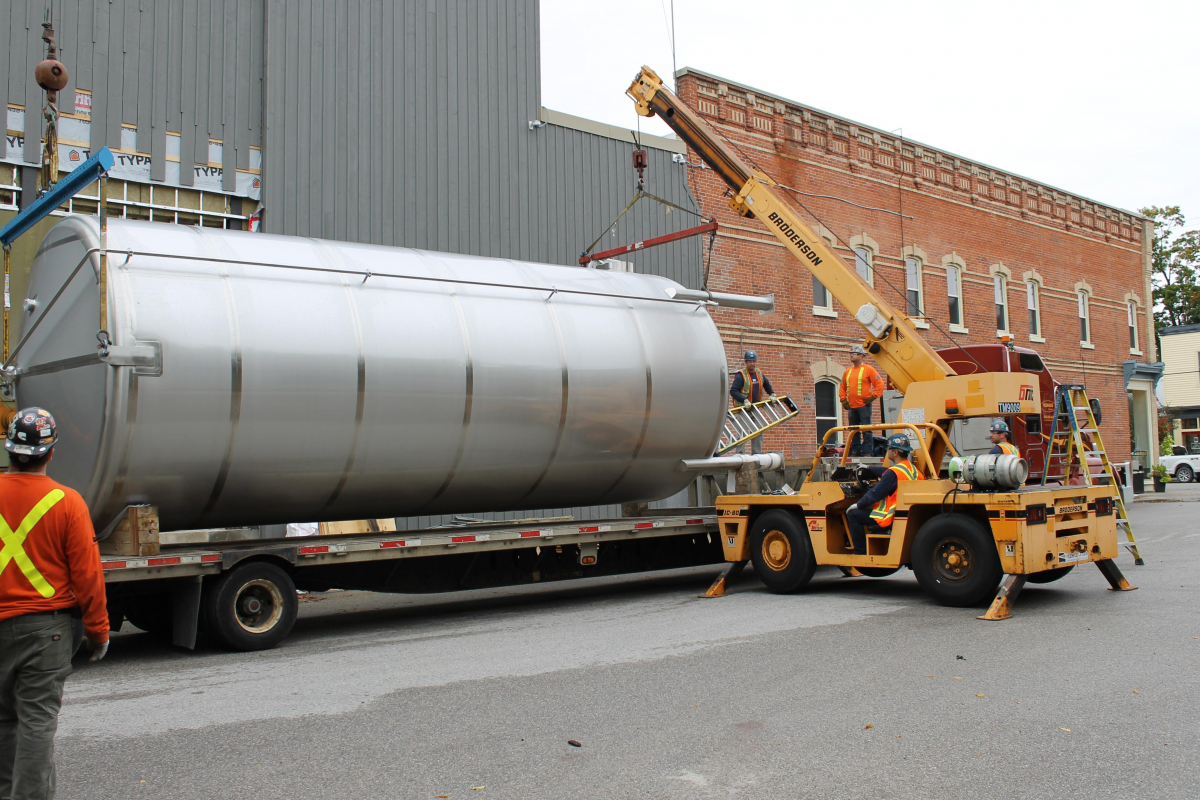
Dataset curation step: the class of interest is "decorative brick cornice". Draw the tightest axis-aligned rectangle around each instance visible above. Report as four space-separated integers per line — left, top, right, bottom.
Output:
675 68 1144 247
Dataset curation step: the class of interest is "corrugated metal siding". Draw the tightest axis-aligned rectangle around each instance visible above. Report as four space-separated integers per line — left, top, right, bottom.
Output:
261 0 702 286
1 0 262 178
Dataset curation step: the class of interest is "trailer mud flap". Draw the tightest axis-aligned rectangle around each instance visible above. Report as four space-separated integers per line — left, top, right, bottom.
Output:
171 576 203 649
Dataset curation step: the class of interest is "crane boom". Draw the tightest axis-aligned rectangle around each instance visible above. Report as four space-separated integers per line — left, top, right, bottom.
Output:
626 67 954 393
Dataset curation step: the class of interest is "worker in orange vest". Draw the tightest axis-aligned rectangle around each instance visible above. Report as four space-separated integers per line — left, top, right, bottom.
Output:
730 350 775 455
846 433 924 555
840 345 885 457
988 421 1020 457
0 408 108 800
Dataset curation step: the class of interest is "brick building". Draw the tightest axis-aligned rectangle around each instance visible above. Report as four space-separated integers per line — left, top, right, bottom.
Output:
675 68 1161 468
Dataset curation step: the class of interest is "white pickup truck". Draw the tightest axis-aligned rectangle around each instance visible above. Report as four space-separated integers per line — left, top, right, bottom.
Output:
1163 448 1200 483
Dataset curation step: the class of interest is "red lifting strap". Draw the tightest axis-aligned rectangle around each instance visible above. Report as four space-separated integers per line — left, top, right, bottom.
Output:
578 221 718 266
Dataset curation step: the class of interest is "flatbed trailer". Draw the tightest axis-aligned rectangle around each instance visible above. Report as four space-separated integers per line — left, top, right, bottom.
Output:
101 512 720 652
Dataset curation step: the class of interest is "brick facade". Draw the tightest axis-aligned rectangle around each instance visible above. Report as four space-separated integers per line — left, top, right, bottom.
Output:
677 69 1153 463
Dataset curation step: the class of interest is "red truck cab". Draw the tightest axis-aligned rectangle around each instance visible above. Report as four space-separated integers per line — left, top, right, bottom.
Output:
935 343 1059 480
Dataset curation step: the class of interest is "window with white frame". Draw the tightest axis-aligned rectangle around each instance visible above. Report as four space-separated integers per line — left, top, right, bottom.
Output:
813 277 832 311
904 257 923 317
854 247 873 286
1128 301 1138 351
0 164 19 210
947 265 963 327
1027 280 1040 337
994 274 1009 332
815 381 841 445
1078 290 1091 343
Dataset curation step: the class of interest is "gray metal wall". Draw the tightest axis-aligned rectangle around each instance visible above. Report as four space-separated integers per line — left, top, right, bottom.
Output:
1 0 263 190
261 0 702 283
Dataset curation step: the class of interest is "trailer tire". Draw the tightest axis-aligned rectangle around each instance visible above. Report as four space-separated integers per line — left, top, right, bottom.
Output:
124 592 174 636
203 562 297 651
857 567 900 578
749 510 816 593
911 514 1002 607
1026 565 1073 584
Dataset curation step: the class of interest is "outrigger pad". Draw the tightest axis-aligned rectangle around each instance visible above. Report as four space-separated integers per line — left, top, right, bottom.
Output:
977 574 1027 621
700 560 747 598
1095 558 1137 592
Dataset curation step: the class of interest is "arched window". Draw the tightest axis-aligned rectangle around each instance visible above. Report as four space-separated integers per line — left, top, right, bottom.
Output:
1078 289 1091 344
815 381 841 445
853 247 873 286
994 273 1009 333
1026 279 1041 337
946 264 963 327
904 256 923 317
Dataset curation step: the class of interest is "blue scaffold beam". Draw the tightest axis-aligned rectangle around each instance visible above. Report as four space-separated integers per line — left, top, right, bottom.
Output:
0 147 115 248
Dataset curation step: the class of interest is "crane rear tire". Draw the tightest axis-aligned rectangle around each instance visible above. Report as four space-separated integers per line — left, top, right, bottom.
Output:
911 514 1002 607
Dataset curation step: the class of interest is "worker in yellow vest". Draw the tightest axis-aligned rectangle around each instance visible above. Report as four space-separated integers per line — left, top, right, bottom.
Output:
0 408 108 800
839 344 885 457
730 350 775 455
988 421 1020 456
846 433 924 555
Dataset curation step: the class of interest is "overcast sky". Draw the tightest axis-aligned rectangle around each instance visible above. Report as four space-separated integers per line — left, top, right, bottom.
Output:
541 0 1199 225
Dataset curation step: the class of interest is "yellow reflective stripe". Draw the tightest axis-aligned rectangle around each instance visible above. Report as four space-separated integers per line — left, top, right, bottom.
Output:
741 369 759 401
0 489 65 599
1000 442 1020 456
856 367 864 396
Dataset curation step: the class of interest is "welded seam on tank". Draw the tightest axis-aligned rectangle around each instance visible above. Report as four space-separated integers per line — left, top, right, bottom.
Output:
113 249 697 307
33 232 82 259
314 243 368 516
511 261 570 506
599 294 654 501
414 251 474 512
200 266 244 519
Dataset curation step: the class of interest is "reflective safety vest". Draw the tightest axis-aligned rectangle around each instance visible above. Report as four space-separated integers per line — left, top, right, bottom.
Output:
868 461 922 528
996 441 1020 457
0 489 65 599
737 368 763 403
843 366 866 399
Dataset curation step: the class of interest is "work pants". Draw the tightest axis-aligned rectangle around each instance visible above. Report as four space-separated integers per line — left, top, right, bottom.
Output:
846 505 887 555
0 612 74 800
736 435 763 456
847 402 873 456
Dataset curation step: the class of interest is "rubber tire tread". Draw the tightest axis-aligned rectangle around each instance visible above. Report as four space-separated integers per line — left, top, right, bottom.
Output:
748 509 817 593
124 592 173 636
203 561 298 652
1026 565 1074 584
911 513 1003 607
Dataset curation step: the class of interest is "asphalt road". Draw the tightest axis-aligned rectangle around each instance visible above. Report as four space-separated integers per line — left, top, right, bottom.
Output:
56 499 1199 799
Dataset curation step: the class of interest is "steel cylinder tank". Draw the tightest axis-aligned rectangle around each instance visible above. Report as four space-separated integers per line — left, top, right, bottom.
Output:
12 217 728 530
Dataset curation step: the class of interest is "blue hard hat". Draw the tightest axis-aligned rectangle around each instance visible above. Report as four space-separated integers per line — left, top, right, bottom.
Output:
886 433 913 452
990 421 1010 433
744 350 758 361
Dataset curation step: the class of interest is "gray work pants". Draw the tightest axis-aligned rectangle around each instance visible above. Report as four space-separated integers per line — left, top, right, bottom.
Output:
0 612 74 800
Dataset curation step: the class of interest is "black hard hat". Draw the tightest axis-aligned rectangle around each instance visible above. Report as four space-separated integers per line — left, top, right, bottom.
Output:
744 350 758 361
5 407 57 458
886 433 913 453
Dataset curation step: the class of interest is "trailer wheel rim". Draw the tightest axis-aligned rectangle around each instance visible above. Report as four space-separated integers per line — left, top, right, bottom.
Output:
762 530 792 571
933 538 973 582
233 579 285 634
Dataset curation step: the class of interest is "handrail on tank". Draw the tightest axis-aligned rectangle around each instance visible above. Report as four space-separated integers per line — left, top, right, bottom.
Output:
811 422 957 479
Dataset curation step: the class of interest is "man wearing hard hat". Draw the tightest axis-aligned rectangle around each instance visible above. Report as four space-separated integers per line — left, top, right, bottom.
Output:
840 344 885 457
730 350 776 455
0 407 108 800
846 433 924 555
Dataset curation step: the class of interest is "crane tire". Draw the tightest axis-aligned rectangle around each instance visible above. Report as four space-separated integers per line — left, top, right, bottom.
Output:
202 561 298 651
749 509 816 593
911 513 1002 607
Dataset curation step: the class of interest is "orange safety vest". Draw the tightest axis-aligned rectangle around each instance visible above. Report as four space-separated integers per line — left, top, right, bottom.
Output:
737 368 763 403
869 461 922 528
996 441 1020 457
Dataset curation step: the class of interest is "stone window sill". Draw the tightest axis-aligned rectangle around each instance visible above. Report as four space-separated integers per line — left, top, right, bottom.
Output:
812 307 838 318
1029 334 1046 344
1080 341 1095 350
949 324 969 334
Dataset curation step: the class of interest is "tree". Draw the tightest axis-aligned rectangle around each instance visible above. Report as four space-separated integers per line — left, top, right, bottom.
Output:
1141 205 1200 328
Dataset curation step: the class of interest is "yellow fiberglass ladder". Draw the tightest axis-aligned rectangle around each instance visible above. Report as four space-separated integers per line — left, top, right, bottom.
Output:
1040 384 1143 565
715 395 800 455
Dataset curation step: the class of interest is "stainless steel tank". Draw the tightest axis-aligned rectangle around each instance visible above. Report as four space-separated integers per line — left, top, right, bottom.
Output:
12 217 728 530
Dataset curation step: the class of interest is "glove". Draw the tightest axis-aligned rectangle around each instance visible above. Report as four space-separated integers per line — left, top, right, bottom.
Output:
840 398 850 410
85 637 109 663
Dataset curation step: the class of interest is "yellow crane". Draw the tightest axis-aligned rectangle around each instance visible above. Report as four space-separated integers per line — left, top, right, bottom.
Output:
628 67 1135 619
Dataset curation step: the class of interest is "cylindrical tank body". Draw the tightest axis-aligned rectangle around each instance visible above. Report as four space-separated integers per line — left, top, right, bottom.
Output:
14 217 728 530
